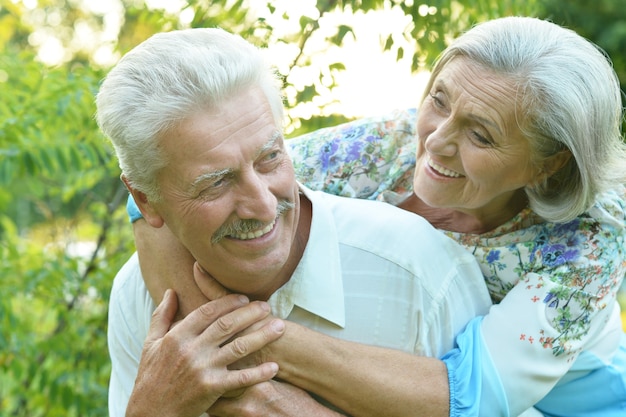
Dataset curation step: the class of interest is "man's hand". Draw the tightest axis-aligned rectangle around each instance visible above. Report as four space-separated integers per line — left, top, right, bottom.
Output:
193 264 347 417
193 262 280 369
209 380 346 417
126 289 285 417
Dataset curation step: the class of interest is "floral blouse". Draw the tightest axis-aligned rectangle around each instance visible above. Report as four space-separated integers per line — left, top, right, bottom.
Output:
286 108 626 416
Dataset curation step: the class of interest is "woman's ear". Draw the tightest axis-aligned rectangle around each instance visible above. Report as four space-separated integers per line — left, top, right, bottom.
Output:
538 150 572 181
121 175 165 228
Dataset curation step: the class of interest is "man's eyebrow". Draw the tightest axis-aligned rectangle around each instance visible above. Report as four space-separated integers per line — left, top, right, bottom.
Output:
256 130 283 157
189 168 232 194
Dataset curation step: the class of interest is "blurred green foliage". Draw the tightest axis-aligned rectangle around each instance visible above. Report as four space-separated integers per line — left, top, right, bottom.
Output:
540 0 626 133
0 0 623 414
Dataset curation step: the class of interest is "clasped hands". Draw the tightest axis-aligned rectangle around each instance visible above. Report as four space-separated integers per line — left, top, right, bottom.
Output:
127 262 341 417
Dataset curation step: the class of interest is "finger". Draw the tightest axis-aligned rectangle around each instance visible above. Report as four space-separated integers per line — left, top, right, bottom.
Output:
219 363 278 400
209 381 275 415
171 294 251 337
145 288 178 344
202 301 274 349
194 262 232 300
209 394 245 416
214 318 285 366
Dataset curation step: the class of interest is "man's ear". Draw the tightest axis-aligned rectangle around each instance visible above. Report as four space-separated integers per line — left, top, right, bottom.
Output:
121 175 165 228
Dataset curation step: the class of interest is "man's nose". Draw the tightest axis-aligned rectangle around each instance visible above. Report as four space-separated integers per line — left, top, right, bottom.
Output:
235 171 277 222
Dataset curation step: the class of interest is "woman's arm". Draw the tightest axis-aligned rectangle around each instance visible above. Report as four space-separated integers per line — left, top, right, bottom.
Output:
133 219 207 319
267 321 450 417
188 264 452 417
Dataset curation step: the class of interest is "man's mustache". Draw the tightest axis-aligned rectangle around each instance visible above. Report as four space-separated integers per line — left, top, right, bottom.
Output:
211 199 296 243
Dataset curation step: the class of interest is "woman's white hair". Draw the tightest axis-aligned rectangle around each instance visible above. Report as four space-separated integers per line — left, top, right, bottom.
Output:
422 16 626 222
96 28 284 201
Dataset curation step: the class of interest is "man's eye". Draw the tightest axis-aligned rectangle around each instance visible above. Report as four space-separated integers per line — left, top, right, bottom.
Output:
258 150 282 169
198 177 229 198
210 177 226 188
265 150 279 161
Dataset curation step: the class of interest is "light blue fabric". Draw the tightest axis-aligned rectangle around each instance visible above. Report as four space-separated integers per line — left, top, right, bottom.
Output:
442 312 626 417
442 316 509 417
534 334 626 417
126 195 142 223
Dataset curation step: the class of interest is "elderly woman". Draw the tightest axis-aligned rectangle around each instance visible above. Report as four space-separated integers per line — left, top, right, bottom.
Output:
126 17 626 416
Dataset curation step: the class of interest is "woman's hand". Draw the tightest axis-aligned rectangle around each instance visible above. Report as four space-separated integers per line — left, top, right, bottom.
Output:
193 261 232 300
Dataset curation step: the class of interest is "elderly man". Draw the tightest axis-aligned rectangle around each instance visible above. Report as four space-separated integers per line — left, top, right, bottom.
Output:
97 28 491 417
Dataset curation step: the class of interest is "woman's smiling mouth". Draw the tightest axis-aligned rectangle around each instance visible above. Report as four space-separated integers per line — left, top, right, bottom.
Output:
427 155 462 178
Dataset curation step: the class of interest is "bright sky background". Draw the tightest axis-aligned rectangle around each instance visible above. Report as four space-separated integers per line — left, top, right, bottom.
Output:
244 0 430 119
23 0 429 119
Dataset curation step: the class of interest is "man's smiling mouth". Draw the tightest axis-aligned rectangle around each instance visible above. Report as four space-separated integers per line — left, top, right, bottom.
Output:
230 220 276 240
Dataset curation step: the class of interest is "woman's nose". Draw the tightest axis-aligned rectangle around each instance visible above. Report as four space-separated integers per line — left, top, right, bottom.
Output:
424 121 458 157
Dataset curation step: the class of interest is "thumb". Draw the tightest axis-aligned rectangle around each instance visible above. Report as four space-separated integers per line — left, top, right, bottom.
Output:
193 262 231 300
145 288 178 344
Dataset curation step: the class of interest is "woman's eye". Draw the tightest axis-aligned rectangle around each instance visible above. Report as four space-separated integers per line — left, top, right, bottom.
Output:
429 92 445 109
471 131 493 146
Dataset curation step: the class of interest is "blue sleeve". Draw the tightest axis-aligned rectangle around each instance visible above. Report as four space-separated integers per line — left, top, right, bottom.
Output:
442 316 510 417
126 194 143 223
535 334 626 417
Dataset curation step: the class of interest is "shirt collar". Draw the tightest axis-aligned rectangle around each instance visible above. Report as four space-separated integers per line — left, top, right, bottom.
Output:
267 184 345 328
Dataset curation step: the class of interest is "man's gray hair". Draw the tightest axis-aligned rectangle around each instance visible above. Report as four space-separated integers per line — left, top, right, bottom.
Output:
96 28 284 201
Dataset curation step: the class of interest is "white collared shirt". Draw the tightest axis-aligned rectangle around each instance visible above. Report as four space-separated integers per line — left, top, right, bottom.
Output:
107 185 491 415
